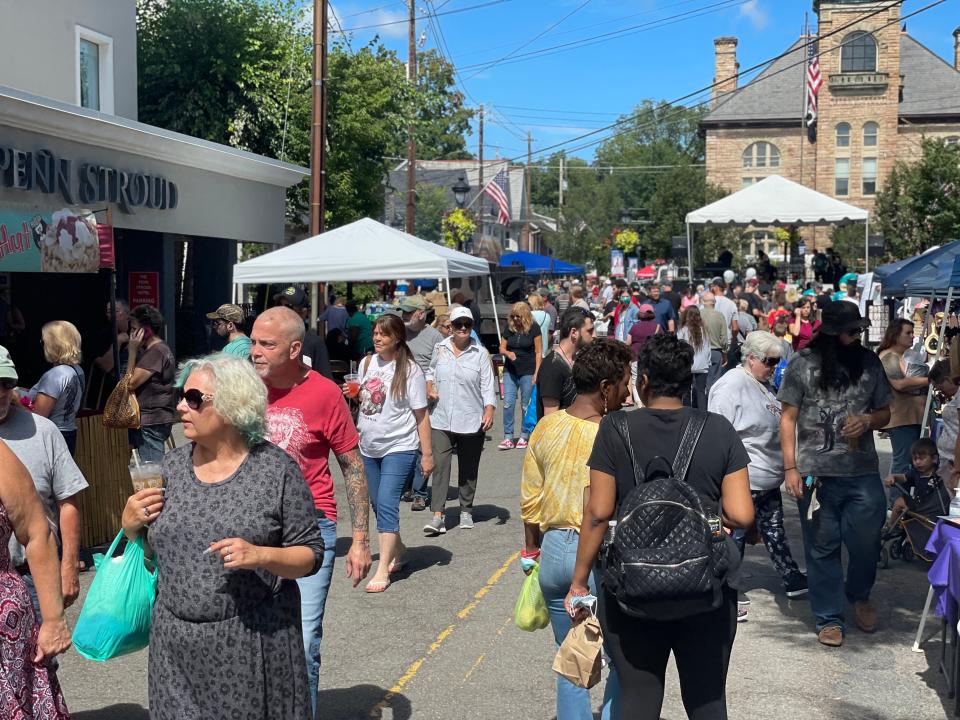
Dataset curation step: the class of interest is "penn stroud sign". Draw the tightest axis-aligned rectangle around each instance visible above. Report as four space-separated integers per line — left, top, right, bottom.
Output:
0 146 178 214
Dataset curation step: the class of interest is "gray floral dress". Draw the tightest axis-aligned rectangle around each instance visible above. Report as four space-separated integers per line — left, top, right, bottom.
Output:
146 442 324 720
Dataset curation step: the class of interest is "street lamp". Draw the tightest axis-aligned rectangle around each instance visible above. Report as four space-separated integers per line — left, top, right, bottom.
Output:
451 175 470 208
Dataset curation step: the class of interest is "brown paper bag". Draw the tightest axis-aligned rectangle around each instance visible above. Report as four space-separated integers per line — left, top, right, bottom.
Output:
552 615 603 689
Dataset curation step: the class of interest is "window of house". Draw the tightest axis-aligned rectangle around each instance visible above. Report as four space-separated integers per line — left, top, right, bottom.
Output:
862 158 878 195
863 122 879 147
835 158 850 196
836 123 851 148
841 31 877 73
946 136 960 146
742 142 780 169
76 27 114 113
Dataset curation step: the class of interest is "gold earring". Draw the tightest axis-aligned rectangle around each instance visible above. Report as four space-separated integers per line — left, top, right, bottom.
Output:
602 391 608 415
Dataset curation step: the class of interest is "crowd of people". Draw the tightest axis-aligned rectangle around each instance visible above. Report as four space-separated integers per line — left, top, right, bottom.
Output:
0 268 953 720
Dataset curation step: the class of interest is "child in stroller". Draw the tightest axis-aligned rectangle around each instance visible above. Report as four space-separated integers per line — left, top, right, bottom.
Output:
881 438 951 565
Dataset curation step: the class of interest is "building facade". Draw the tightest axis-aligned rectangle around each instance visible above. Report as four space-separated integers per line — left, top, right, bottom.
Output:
700 0 960 256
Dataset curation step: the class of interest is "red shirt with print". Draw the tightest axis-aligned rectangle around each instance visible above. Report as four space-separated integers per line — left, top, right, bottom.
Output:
266 370 359 522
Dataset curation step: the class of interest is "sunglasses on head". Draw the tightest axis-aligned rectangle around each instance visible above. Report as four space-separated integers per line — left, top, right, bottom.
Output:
177 388 214 410
452 319 474 330
0 378 17 391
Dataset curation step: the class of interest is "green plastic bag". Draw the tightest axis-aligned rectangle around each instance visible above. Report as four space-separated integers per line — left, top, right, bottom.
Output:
72 530 158 661
514 563 550 632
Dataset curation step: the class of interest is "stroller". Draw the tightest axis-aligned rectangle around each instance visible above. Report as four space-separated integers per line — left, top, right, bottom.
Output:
879 479 950 568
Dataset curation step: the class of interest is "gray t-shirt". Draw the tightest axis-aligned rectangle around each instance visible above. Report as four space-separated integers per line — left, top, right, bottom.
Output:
406 324 443 374
3 408 88 566
777 347 893 477
708 367 783 490
29 364 85 432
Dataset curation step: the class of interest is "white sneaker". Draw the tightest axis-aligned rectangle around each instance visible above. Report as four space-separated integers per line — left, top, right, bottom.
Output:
459 511 474 529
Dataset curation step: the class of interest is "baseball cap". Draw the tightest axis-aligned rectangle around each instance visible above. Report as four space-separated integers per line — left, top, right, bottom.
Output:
537 288 550 298
0 346 17 381
205 303 244 323
398 295 431 313
276 286 308 308
638 304 655 316
450 307 474 323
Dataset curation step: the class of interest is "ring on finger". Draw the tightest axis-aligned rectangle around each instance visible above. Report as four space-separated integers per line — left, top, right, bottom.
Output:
225 553 232 562
143 507 150 517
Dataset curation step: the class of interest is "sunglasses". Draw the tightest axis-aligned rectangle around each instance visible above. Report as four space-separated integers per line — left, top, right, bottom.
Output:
0 378 16 391
177 388 214 410
760 356 780 368
452 319 474 330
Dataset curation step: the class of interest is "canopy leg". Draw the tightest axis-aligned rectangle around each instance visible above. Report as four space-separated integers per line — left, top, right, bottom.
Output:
865 219 870 273
686 224 693 283
489 274 502 344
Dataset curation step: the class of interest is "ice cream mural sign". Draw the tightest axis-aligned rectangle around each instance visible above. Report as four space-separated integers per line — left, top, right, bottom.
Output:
0 208 100 273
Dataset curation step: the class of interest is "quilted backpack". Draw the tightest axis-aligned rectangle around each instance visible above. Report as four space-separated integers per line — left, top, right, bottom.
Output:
602 410 731 620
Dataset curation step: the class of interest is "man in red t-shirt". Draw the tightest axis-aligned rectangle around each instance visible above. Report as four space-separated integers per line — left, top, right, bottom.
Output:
251 307 371 712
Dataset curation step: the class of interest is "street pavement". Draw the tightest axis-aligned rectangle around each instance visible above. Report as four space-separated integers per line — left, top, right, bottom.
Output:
57 408 951 720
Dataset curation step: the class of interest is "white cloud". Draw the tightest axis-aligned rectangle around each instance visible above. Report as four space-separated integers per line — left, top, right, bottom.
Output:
739 0 768 30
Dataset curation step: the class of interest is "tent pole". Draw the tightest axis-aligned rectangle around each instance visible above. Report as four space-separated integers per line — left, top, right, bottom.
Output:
864 219 870 273
686 224 693 283
488 274 502 344
445 273 453 307
310 283 319 331
921 285 953 436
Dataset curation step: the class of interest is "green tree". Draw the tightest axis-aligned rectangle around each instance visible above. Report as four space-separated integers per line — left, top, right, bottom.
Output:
408 50 474 160
830 224 868 272
413 183 450 244
875 138 960 258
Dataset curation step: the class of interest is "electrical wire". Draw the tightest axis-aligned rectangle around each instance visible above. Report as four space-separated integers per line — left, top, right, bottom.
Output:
335 0 513 32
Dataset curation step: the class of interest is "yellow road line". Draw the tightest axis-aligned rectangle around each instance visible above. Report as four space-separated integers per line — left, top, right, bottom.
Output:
463 614 514 682
369 551 520 717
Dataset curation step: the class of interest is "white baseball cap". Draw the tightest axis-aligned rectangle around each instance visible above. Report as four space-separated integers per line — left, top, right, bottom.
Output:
450 307 474 323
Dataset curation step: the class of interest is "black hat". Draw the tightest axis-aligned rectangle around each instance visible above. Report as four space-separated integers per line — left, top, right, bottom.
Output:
819 301 870 336
276 286 308 308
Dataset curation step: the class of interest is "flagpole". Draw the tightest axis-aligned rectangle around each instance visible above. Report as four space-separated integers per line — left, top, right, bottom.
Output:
799 14 807 195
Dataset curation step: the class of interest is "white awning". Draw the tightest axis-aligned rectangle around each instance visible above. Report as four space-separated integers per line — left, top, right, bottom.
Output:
232 217 490 284
685 175 869 226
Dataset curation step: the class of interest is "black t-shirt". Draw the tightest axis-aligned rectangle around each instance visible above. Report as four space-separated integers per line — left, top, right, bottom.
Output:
504 329 537 377
536 350 575 419
589 407 749 516
664 290 681 313
301 329 333 380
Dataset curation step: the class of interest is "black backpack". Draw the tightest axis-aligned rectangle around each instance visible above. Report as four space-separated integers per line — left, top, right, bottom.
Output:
602 410 731 620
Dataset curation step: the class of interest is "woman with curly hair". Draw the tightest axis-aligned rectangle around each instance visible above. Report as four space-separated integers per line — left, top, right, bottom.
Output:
677 307 710 410
498 302 542 450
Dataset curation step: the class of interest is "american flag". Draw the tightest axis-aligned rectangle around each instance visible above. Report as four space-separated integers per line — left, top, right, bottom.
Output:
483 169 511 226
804 40 823 142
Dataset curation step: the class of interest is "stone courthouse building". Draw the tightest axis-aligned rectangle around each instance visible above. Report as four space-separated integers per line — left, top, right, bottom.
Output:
699 0 960 255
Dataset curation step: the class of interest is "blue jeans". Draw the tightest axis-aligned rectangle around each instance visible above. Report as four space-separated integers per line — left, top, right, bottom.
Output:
128 423 172 462
538 529 619 720
409 449 428 500
887 424 921 474
503 371 534 440
362 451 418 533
797 475 887 631
297 516 338 718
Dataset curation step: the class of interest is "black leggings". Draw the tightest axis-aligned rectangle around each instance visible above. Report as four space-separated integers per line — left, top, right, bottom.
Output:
598 585 738 720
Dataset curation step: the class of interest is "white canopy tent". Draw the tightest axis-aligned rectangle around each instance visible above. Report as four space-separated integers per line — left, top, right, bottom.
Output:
684 175 870 280
232 217 500 339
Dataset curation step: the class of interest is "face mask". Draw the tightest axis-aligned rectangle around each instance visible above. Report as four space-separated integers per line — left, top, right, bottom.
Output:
620 296 630 305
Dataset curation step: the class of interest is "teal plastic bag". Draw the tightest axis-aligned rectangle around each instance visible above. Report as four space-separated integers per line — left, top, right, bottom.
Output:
522 387 539 436
514 563 550 632
72 530 158 661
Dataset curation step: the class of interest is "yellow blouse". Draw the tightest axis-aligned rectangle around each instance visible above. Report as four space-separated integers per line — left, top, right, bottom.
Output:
520 410 600 532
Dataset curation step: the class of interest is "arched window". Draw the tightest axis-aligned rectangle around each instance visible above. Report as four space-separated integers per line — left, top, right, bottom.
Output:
742 142 780 169
836 123 851 148
863 121 879 147
841 31 877 73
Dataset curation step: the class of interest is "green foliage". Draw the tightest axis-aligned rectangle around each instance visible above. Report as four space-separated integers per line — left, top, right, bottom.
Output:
875 138 960 258
830 225 867 271
613 229 640 253
414 183 449 244
441 208 477 249
328 282 380 305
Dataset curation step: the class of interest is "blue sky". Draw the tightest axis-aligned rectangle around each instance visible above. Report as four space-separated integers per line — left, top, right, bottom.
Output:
329 0 960 162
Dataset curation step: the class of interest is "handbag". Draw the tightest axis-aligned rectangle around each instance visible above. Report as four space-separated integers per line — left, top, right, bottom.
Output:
102 373 141 429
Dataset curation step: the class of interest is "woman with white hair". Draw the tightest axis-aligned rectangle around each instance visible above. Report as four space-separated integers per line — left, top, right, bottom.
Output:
29 320 85 454
708 331 807 606
121 353 325 720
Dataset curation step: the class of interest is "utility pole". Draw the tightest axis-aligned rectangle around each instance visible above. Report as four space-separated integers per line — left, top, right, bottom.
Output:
405 0 417 235
558 154 564 208
521 131 532 252
477 105 484 227
310 0 328 236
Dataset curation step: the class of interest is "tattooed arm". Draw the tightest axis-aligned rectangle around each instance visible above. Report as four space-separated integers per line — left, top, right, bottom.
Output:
334 446 372 586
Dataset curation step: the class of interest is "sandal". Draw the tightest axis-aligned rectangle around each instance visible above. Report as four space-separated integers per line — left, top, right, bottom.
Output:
365 579 391 593
388 549 406 574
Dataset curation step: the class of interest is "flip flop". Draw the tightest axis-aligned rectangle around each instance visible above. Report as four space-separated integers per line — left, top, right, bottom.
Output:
388 557 406 574
365 579 391 593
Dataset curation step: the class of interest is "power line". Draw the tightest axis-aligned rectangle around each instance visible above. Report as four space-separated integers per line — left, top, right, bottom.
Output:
341 1 407 19
335 0 513 32
511 0 945 164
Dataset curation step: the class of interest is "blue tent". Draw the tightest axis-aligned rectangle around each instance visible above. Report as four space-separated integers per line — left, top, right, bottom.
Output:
499 251 584 275
903 250 960 298
877 240 960 296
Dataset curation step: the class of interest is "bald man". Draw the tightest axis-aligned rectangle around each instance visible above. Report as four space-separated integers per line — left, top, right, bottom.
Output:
251 307 371 712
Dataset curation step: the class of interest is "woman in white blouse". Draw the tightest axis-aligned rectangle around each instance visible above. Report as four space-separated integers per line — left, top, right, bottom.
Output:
423 307 497 536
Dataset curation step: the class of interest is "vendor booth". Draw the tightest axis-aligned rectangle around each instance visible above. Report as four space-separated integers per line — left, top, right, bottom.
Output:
684 175 870 279
499 251 584 276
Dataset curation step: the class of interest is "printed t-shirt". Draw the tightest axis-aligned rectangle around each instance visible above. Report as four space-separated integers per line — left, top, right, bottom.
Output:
777 346 893 477
356 356 427 458
30 364 85 432
536 349 575 419
266 370 359 521
135 341 176 426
